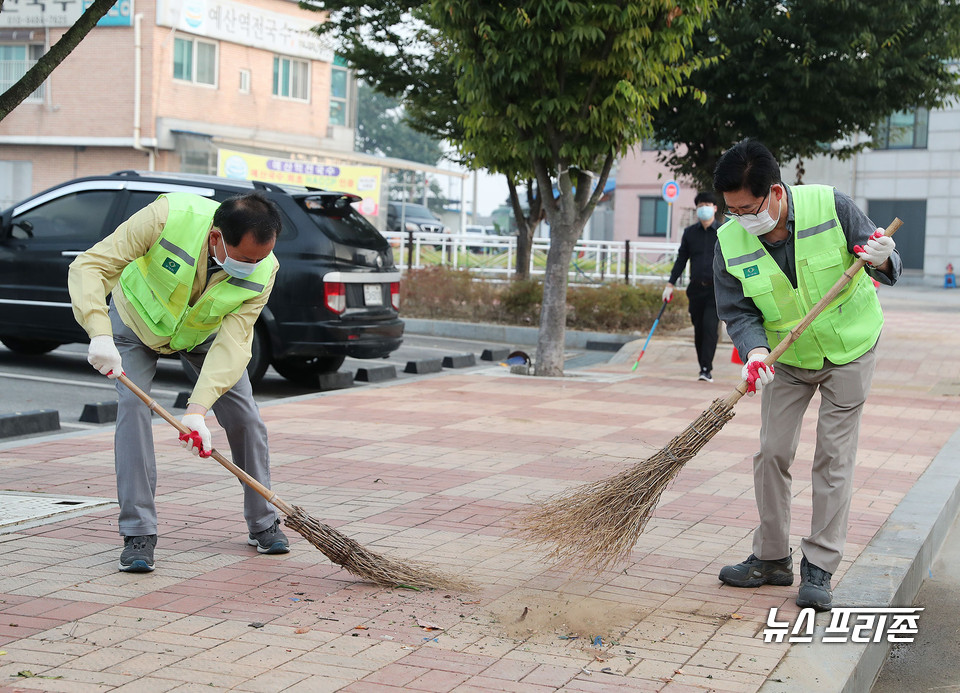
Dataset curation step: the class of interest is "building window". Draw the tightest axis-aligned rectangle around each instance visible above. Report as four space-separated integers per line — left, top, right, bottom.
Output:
239 69 250 94
874 108 929 150
330 55 348 126
273 56 309 101
0 45 44 102
173 36 217 86
638 196 669 237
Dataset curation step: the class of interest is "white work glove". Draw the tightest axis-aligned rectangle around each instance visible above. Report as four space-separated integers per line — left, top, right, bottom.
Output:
854 229 895 268
87 335 123 378
179 414 212 457
741 350 775 396
661 285 674 302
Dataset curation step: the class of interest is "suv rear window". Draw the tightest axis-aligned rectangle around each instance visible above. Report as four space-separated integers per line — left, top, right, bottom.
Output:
299 196 385 248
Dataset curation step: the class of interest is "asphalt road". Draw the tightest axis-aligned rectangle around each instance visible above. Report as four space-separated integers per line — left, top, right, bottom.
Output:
0 332 567 444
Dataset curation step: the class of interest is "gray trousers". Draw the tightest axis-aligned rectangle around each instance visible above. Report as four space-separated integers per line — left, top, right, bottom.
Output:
110 304 277 537
752 344 877 574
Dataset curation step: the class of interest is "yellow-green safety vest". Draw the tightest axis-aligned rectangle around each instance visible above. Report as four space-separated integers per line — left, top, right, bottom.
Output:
118 193 276 352
717 184 883 369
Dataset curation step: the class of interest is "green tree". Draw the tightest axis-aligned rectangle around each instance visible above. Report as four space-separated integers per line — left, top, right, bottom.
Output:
306 0 545 279
0 0 116 121
431 1 715 375
652 0 960 193
356 81 443 165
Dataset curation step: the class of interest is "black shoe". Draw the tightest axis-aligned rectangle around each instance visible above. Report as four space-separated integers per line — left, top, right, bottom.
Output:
698 369 713 382
119 535 157 572
247 519 290 554
719 553 794 587
796 556 833 611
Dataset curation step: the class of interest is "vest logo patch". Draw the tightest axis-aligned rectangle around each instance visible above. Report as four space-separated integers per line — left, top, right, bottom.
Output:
162 257 181 274
743 265 760 278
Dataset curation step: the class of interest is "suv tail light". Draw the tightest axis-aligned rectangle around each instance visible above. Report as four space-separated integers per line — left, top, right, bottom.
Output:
390 282 400 311
324 282 346 314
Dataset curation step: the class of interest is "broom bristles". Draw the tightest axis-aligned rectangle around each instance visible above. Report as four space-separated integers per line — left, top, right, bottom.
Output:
284 506 475 591
512 398 736 572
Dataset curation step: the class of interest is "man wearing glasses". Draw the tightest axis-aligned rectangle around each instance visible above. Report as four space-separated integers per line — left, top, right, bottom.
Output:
711 139 900 611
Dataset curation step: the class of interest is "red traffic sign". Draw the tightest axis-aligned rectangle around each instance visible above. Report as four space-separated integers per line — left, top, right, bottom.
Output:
661 180 680 203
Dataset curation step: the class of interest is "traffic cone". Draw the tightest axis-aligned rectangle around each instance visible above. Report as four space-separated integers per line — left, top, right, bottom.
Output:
730 346 742 364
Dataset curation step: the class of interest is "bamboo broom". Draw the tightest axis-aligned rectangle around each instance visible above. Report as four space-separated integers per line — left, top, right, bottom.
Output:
117 373 473 591
513 218 902 573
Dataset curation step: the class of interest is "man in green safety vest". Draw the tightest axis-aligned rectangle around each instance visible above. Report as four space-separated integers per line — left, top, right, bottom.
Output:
69 192 289 573
711 140 900 611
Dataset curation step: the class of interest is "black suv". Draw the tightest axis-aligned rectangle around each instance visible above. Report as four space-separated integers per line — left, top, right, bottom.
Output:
385 201 445 233
0 171 404 386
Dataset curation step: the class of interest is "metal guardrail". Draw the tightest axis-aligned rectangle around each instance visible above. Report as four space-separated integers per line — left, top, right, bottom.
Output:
382 231 681 285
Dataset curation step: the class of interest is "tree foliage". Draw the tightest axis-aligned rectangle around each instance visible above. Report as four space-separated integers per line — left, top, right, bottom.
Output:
355 82 443 165
652 0 960 192
0 0 116 121
430 0 715 375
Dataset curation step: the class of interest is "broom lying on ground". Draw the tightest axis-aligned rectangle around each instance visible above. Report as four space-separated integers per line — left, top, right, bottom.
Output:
513 219 902 573
117 373 472 591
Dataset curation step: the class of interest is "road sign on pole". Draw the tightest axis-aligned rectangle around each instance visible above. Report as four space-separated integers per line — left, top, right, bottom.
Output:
661 180 680 204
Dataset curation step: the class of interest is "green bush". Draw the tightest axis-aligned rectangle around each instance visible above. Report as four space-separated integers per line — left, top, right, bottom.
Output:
400 267 689 334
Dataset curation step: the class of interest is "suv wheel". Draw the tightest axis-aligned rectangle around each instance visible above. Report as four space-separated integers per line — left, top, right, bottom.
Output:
272 354 346 386
1 337 62 355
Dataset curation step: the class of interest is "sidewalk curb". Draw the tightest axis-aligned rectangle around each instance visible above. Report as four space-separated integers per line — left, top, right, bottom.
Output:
402 317 637 349
761 426 960 692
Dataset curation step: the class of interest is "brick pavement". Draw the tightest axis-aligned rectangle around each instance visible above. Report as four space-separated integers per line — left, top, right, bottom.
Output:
0 287 958 692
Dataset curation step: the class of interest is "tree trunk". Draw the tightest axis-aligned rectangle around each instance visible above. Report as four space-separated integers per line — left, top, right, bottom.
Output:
0 0 116 121
534 228 577 375
507 177 540 280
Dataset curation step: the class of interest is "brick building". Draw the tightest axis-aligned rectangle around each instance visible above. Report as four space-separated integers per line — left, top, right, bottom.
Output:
0 0 355 207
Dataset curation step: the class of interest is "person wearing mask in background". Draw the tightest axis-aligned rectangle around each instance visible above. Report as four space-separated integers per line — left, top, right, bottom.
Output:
68 192 290 573
663 192 721 382
712 139 900 610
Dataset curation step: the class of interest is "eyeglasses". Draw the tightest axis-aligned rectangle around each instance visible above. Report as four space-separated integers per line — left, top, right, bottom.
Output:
727 190 770 220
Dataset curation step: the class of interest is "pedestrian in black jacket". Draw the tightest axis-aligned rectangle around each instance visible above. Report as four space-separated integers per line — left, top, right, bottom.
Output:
662 191 721 382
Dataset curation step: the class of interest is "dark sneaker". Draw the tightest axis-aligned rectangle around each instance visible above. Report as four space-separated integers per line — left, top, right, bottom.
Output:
698 369 713 382
719 553 794 587
247 519 290 554
796 556 833 611
119 535 157 573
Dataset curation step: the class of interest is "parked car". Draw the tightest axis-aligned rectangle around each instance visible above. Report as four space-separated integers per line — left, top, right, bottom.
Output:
463 224 498 252
0 171 404 387
386 201 445 234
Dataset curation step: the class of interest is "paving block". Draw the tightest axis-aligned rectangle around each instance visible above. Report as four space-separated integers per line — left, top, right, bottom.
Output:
404 358 443 374
0 409 60 438
355 365 397 383
79 401 118 424
174 392 191 409
480 347 511 361
442 353 477 368
585 339 628 352
318 371 354 391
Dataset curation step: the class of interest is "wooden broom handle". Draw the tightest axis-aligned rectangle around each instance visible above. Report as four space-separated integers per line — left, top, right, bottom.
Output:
116 373 295 517
723 217 902 407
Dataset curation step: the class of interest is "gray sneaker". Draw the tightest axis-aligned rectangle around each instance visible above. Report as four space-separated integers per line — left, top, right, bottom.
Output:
796 556 833 611
119 535 157 572
247 519 290 554
719 553 794 587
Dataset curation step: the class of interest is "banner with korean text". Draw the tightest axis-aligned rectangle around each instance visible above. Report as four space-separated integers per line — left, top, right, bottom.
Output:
217 148 382 217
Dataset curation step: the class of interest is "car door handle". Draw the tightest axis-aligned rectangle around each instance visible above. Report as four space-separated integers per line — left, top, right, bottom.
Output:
60 251 83 257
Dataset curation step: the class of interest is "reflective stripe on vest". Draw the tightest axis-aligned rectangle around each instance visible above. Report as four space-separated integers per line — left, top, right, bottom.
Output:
718 184 883 369
118 192 275 351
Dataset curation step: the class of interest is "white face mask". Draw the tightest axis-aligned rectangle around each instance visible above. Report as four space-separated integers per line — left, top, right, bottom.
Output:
729 186 781 236
212 234 262 279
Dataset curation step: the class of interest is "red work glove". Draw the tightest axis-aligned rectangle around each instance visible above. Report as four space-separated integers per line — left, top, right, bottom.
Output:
179 413 212 458
741 352 775 396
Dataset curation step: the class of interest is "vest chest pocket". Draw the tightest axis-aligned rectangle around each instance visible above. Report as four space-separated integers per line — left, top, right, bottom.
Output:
805 250 844 300
741 276 781 322
145 255 186 302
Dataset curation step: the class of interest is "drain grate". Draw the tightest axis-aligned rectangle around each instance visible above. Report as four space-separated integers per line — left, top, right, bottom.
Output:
0 491 116 532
